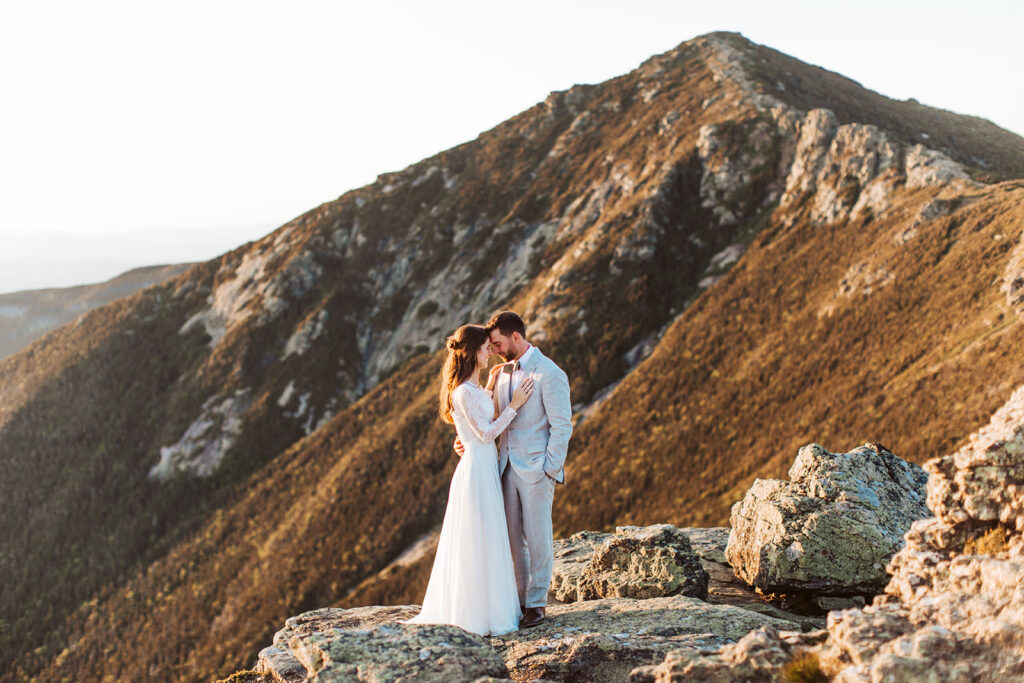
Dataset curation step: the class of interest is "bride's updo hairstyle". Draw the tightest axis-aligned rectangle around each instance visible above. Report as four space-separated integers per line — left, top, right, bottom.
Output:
439 324 488 424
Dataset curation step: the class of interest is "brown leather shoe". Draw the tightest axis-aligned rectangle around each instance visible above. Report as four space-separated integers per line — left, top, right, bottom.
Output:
520 606 545 628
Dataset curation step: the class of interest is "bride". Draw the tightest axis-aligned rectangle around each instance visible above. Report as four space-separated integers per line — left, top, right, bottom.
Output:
402 324 534 636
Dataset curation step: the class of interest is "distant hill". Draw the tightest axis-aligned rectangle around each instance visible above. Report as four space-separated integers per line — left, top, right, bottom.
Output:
2 31 1023 682
0 264 193 359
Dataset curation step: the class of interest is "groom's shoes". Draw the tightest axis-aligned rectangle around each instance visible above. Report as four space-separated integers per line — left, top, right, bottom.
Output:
520 606 545 628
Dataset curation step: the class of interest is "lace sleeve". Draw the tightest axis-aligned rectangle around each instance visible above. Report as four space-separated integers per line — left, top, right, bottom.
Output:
455 384 516 442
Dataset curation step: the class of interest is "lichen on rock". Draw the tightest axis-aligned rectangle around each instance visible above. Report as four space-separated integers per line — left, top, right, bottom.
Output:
726 443 929 595
551 524 709 602
816 384 1024 681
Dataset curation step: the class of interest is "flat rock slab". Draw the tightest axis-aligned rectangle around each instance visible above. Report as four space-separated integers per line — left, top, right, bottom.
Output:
258 606 507 683
489 595 800 682
271 605 420 644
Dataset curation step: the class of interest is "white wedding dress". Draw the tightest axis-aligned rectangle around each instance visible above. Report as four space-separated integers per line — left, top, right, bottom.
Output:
402 380 522 636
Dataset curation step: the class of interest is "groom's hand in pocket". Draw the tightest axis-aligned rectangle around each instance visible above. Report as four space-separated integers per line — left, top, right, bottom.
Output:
453 437 465 457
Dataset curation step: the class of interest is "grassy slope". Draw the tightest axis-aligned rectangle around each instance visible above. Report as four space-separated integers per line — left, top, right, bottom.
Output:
559 180 1024 530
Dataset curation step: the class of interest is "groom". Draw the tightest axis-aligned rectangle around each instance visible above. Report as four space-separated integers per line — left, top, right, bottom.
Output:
458 310 572 628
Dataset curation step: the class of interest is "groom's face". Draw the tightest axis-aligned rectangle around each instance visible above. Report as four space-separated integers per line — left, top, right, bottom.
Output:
489 330 519 361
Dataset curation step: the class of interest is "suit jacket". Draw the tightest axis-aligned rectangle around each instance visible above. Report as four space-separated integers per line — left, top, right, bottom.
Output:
496 347 572 484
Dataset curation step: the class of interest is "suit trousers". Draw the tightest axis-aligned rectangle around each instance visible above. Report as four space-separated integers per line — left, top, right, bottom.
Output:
502 464 556 608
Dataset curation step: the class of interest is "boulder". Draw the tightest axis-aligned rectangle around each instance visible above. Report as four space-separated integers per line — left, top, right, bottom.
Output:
678 526 730 565
491 595 800 682
253 606 508 682
726 443 929 595
551 525 709 603
818 384 1024 681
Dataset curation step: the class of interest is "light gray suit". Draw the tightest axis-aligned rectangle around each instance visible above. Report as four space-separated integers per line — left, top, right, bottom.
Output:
496 346 572 608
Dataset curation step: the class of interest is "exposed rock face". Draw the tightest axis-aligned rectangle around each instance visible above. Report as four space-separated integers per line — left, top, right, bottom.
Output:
779 108 973 226
696 119 781 227
551 525 709 602
726 443 930 595
148 388 252 480
904 143 970 187
818 384 1024 682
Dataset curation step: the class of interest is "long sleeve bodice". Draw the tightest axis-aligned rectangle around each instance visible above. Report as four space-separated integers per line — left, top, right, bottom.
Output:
453 382 517 444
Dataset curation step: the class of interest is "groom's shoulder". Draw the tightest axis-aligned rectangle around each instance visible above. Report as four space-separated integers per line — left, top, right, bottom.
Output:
536 349 568 379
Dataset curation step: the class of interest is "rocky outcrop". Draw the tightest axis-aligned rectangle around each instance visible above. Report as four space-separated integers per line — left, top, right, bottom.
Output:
227 456 992 683
817 385 1024 681
726 443 930 595
551 525 709 602
904 144 970 188
779 108 973 226
228 526 820 683
696 119 781 228
237 597 800 683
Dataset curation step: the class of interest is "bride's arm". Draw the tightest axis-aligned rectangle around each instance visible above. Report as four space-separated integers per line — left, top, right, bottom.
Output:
485 363 507 418
454 385 517 443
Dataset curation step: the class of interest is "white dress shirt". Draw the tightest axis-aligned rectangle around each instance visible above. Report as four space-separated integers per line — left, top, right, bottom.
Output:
510 344 535 394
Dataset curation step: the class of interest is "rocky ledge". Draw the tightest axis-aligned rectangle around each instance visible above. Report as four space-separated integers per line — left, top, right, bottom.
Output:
220 411 1024 681
220 525 808 683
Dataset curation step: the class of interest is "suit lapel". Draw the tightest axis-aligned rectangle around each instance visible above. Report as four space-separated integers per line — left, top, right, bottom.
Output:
522 347 543 376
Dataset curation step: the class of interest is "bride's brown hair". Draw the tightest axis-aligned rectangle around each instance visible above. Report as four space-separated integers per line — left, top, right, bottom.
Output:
439 324 488 424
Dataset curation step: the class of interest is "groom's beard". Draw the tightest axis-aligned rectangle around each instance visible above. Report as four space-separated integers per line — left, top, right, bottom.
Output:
499 351 516 361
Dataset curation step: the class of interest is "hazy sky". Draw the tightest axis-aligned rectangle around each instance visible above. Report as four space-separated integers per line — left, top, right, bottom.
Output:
1 0 1021 293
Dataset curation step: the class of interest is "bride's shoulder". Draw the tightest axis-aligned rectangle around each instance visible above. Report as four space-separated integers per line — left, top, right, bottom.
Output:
453 381 486 396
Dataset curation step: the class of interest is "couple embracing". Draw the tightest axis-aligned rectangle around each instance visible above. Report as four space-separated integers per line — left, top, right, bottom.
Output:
403 311 572 636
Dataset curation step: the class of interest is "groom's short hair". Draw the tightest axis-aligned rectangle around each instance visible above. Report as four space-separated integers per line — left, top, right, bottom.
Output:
486 311 526 338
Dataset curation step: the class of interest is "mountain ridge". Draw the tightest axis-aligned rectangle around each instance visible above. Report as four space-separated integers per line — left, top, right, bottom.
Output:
2 31 1023 682
0 263 194 360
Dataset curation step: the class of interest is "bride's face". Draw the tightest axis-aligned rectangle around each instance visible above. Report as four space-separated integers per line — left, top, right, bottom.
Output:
475 341 492 369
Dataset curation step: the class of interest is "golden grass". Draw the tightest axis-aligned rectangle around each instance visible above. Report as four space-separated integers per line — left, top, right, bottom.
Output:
964 525 1011 557
782 651 829 683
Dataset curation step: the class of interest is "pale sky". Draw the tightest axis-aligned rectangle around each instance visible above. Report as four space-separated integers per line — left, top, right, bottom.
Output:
1 0 1021 293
